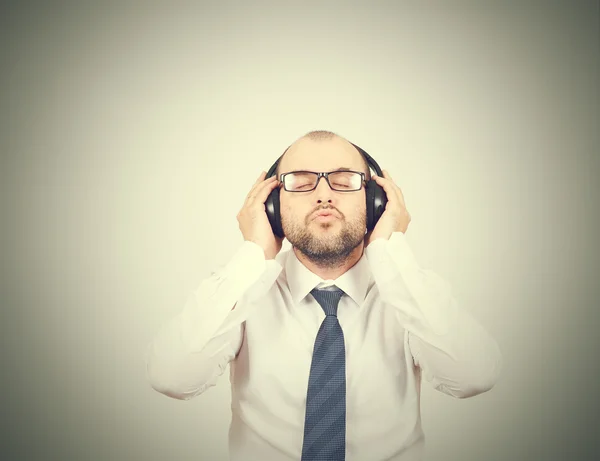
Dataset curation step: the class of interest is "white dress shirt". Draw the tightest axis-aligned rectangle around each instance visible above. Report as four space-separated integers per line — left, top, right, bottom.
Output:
146 232 503 461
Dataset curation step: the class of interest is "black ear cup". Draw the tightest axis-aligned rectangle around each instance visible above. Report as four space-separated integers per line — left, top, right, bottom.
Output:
365 179 388 232
265 186 284 239
264 156 284 239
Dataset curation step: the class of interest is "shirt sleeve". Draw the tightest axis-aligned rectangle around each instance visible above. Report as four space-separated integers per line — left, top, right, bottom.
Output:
365 232 503 399
145 241 283 400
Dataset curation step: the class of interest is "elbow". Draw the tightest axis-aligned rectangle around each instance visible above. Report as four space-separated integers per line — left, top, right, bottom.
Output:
144 340 193 400
146 360 187 400
456 347 504 399
146 363 212 401
149 383 205 401
456 375 499 399
148 381 188 401
145 344 182 399
439 373 500 399
144 328 238 401
145 350 220 401
146 373 181 401
435 345 503 399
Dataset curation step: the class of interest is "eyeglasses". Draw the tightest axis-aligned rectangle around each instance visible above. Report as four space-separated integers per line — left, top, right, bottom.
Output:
280 170 366 192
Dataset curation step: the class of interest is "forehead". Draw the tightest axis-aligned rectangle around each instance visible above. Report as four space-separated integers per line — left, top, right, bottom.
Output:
280 137 364 172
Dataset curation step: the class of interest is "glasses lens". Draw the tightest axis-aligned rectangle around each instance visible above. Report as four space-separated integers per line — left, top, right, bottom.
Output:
328 171 362 190
285 172 318 191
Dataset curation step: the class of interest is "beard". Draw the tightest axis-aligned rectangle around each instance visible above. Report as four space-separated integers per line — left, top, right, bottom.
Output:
282 209 367 269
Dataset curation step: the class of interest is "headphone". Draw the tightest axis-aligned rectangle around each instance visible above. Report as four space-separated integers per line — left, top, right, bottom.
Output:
264 142 388 239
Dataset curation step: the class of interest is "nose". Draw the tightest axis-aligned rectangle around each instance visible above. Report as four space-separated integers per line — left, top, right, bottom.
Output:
314 175 334 204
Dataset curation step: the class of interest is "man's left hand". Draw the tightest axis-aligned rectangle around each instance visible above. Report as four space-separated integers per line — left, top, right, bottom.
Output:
365 169 411 247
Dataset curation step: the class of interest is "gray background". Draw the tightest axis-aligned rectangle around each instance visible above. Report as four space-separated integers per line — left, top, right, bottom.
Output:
1 1 598 460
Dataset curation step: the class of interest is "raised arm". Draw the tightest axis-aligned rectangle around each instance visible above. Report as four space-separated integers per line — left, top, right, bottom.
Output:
146 170 284 400
365 232 503 399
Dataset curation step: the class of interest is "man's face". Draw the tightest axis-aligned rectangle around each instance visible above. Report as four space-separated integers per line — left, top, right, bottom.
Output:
279 137 368 268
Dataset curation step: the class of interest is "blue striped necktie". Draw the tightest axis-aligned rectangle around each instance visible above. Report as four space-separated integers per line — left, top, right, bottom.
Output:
301 286 346 461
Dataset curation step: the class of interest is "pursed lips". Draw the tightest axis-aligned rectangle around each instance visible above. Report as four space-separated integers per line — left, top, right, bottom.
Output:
313 210 338 220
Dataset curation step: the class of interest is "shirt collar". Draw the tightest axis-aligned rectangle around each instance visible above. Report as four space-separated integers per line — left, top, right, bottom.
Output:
285 246 371 307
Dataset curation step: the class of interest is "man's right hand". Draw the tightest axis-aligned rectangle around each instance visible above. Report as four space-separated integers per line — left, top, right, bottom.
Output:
237 171 284 260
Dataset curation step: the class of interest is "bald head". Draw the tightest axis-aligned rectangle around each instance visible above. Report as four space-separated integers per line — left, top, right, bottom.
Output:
275 130 371 181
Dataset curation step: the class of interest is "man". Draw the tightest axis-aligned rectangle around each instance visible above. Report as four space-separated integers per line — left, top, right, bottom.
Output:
145 130 503 461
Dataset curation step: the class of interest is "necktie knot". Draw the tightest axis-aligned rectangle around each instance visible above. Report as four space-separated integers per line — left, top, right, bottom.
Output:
310 287 345 317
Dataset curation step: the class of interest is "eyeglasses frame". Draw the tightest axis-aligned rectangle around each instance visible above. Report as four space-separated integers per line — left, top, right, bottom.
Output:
279 170 367 192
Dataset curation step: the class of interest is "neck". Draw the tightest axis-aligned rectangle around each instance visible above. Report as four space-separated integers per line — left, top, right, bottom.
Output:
292 241 365 281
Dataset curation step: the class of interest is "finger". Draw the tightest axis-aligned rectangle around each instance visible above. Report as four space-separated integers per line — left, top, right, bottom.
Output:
383 172 405 207
373 173 402 207
245 175 276 202
244 172 266 202
384 170 407 207
253 171 266 184
246 177 280 205
249 177 280 205
378 170 407 207
381 170 398 188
